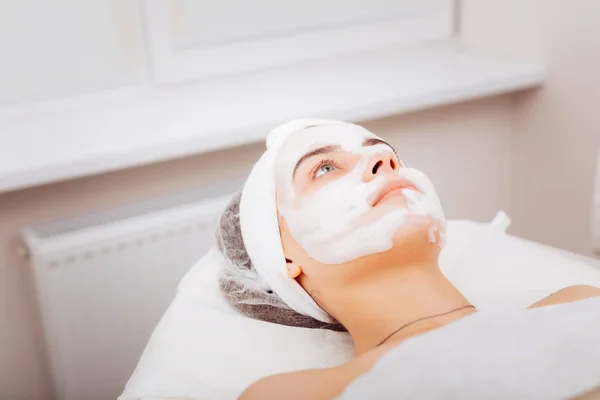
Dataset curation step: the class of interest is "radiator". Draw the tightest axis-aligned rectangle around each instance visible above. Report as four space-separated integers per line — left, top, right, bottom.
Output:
22 185 236 400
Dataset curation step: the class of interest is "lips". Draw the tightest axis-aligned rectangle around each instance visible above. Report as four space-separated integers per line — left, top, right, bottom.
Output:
370 178 417 207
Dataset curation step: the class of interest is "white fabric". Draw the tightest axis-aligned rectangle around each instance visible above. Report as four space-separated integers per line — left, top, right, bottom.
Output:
337 297 600 399
239 119 346 323
120 218 600 400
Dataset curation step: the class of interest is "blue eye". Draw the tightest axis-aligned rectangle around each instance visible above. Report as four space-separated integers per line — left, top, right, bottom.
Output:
315 163 335 178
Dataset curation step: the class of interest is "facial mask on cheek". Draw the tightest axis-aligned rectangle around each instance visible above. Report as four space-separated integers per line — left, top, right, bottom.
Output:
281 157 377 243
280 163 446 265
397 168 446 230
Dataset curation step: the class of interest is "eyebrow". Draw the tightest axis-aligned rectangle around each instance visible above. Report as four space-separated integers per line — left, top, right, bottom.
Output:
364 137 399 158
292 145 339 178
291 137 398 179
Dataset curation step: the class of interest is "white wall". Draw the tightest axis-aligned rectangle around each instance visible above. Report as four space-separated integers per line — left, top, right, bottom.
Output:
463 0 600 257
0 1 144 104
0 96 515 399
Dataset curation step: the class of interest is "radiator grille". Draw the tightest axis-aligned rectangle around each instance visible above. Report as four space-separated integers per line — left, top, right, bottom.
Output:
22 184 237 400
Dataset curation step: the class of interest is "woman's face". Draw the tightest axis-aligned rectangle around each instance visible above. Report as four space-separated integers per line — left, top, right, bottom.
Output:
275 123 446 273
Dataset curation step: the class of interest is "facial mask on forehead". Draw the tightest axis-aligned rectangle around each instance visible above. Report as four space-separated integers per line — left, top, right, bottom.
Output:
276 125 446 265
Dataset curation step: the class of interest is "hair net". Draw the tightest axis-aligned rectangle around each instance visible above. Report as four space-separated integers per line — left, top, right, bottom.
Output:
216 191 345 331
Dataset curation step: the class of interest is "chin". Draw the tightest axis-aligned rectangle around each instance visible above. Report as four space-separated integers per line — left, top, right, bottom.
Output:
389 213 444 256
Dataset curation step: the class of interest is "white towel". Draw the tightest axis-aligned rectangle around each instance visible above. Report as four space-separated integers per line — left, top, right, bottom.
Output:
239 119 346 323
338 297 600 399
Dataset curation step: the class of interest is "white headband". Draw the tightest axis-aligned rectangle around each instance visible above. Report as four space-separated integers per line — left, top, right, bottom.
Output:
239 119 346 323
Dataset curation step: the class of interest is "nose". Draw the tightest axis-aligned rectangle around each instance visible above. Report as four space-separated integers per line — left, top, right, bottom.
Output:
363 151 398 182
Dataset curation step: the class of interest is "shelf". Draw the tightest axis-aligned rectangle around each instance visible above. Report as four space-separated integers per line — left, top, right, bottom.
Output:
0 39 545 193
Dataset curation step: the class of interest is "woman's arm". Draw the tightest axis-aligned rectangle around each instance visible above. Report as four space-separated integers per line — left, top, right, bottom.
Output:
528 285 600 309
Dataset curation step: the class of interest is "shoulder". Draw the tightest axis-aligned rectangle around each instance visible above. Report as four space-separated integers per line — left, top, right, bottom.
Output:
239 345 396 399
528 285 600 309
238 374 291 400
238 366 348 400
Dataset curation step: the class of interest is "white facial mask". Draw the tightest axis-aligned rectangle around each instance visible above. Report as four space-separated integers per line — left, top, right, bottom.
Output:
275 123 445 265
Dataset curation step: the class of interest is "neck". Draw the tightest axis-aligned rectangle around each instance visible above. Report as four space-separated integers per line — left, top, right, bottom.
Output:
327 259 472 356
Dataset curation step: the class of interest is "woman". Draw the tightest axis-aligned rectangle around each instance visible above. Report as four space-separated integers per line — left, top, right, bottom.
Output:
216 119 600 399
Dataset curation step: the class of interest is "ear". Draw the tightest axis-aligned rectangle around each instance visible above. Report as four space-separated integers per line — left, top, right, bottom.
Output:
285 258 302 279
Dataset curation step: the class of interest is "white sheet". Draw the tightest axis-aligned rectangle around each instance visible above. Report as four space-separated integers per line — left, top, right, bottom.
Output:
338 297 600 399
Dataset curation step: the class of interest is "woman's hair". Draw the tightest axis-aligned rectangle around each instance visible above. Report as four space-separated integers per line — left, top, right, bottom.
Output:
216 190 344 331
